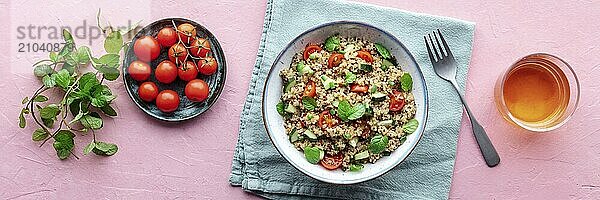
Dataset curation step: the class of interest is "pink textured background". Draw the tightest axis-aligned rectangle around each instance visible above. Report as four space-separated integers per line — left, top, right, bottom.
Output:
1 0 599 199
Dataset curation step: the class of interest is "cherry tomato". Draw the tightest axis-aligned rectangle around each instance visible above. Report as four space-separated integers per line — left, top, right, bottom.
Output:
356 50 373 63
127 60 151 81
156 90 180 113
303 81 316 98
318 110 338 129
156 27 178 47
320 153 343 170
177 23 196 44
350 84 369 93
190 37 211 58
303 44 322 60
133 36 161 62
185 79 210 102
138 82 159 102
168 43 188 65
198 56 218 75
327 53 344 68
155 60 178 84
389 90 405 112
178 61 198 82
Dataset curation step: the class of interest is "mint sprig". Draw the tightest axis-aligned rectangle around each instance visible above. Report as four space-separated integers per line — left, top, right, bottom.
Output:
337 100 366 122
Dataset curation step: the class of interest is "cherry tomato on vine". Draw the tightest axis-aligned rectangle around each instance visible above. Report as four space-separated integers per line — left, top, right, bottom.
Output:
156 90 180 113
185 79 210 102
327 53 344 68
138 82 159 102
320 153 343 170
133 36 161 62
190 37 211 58
156 27 178 47
389 90 405 112
303 44 322 60
302 81 316 98
127 60 151 81
155 60 178 84
177 23 196 44
178 61 198 82
168 43 188 65
198 56 218 75
356 50 373 63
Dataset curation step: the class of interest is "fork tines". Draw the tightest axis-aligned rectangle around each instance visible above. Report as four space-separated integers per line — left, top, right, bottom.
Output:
424 29 453 63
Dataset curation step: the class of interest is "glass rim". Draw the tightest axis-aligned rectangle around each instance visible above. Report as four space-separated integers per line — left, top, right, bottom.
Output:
497 52 581 132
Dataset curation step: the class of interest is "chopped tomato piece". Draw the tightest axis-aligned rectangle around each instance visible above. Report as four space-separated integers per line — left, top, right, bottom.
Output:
327 53 344 68
303 45 322 60
350 84 369 93
320 153 343 170
303 81 317 98
389 90 405 112
356 50 374 63
318 110 338 129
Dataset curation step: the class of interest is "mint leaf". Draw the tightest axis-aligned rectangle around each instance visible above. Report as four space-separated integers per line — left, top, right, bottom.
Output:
302 96 317 111
100 66 120 81
83 142 95 155
90 85 115 108
303 146 323 164
76 46 91 64
80 112 103 130
100 105 117 117
52 130 75 160
348 103 365 120
52 69 73 89
337 100 352 122
368 135 388 154
42 75 56 87
32 128 49 141
374 43 391 59
40 104 60 120
276 102 286 116
19 109 27 128
49 51 58 62
402 119 419 134
93 142 118 156
33 95 48 102
79 72 99 93
34 64 53 77
401 73 413 92
104 31 123 54
324 35 340 52
95 54 120 68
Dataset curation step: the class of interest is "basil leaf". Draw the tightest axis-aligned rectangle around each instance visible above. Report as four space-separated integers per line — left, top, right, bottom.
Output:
104 31 123 54
80 112 103 130
40 104 60 120
52 130 75 160
324 35 340 52
302 96 317 111
345 71 356 84
52 69 73 89
348 103 365 120
83 142 95 155
42 75 56 87
32 128 49 141
33 64 53 77
374 43 391 59
337 100 352 122
401 73 413 92
402 119 419 134
303 146 323 164
349 163 364 172
276 102 286 116
368 135 389 154
93 141 118 156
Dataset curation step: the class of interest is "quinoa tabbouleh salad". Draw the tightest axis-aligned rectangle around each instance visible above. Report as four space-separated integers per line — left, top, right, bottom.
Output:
276 35 419 171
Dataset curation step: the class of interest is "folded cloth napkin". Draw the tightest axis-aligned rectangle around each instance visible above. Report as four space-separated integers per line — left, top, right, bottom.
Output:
230 0 475 199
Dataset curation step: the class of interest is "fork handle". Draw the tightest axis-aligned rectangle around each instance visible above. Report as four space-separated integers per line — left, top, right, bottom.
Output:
450 81 500 167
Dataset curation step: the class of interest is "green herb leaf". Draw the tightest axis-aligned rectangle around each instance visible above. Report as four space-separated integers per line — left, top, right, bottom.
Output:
345 71 357 84
100 66 120 81
95 54 120 68
402 119 419 134
79 72 99 93
19 109 27 128
62 29 74 44
83 142 95 155
52 130 75 160
90 85 115 108
368 135 389 154
49 51 58 62
302 96 317 111
76 46 91 64
42 118 54 128
100 105 117 117
40 104 60 120
42 75 56 87
80 112 103 130
93 141 118 156
32 128 49 141
374 43 392 59
33 95 48 102
104 31 123 54
34 64 54 77
22 97 29 104
303 146 323 164
337 100 352 122
324 35 340 52
348 103 366 120
276 102 286 116
52 69 73 89
349 163 364 172
401 73 413 92
360 64 373 72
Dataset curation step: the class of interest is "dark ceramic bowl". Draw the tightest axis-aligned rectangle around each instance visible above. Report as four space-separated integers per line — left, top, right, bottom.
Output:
122 18 226 122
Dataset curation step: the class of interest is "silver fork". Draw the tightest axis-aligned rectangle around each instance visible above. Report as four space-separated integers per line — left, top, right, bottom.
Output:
425 29 500 167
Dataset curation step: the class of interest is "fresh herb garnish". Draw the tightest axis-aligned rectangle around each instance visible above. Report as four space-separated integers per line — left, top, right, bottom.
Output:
374 43 391 59
302 96 318 111
276 101 286 116
304 146 324 164
337 100 366 122
360 64 373 72
344 71 357 85
402 119 419 134
324 35 341 52
401 73 413 91
368 135 389 154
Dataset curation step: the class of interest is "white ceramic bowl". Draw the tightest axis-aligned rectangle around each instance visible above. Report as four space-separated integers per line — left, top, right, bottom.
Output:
262 21 428 184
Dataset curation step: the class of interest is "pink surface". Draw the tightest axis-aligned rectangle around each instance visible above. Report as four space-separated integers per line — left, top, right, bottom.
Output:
1 0 599 199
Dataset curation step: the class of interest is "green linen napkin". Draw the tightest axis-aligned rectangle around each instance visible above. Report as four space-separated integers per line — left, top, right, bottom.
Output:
230 0 475 199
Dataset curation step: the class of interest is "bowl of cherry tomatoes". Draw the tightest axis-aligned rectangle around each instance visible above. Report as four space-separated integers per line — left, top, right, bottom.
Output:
123 18 226 121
